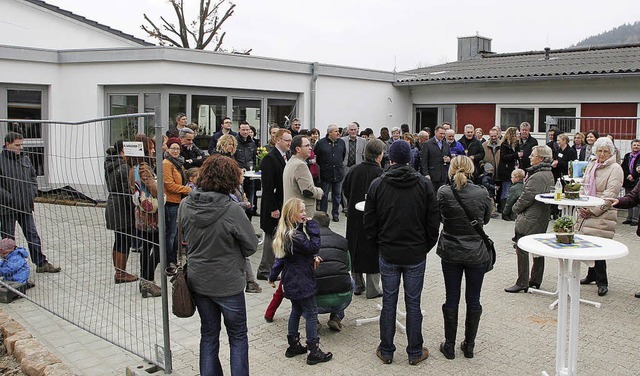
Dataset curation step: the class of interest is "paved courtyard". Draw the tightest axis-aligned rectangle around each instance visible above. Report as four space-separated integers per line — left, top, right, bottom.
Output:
3 203 640 375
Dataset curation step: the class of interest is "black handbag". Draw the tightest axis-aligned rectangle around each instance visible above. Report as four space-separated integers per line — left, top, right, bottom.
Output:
166 204 196 318
450 186 496 273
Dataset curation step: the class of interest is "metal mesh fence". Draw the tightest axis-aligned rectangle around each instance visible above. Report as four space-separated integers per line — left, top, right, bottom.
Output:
0 114 171 371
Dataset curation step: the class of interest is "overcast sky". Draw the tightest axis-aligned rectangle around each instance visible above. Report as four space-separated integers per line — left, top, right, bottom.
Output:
45 0 640 71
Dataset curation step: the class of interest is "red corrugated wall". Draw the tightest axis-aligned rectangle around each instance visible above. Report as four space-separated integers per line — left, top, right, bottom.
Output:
581 103 638 140
456 104 496 133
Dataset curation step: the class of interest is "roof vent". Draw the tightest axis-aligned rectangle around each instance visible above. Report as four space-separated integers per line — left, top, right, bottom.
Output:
457 35 492 61
544 47 551 60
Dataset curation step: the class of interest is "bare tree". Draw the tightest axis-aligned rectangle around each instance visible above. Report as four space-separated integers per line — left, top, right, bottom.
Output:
141 0 237 51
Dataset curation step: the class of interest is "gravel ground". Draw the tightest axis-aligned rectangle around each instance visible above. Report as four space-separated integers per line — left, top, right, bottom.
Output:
0 333 25 375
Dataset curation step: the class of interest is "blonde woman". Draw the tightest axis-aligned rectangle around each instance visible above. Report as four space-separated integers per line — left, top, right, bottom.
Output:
215 134 238 157
268 198 332 365
436 156 492 360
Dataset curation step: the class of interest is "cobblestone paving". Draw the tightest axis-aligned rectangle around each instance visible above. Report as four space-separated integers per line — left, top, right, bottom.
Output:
3 204 640 375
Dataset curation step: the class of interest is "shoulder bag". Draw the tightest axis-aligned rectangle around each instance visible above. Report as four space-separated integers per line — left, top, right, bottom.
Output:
450 186 496 273
166 204 196 318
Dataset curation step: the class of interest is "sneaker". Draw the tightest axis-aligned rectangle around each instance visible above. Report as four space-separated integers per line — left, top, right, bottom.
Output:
245 281 262 293
36 262 61 273
327 314 343 332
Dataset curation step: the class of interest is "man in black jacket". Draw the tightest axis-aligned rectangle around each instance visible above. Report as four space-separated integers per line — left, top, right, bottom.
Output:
420 125 451 192
364 140 440 366
518 122 538 170
179 128 206 169
234 121 258 218
458 124 485 183
314 125 346 222
0 132 60 273
256 129 291 280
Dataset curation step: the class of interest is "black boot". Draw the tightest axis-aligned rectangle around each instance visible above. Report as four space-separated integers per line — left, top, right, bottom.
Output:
439 305 458 360
460 308 482 359
306 339 332 365
285 333 307 358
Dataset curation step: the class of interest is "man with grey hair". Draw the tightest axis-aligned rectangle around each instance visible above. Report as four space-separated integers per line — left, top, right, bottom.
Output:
518 121 538 170
314 125 346 222
342 122 366 213
343 139 385 298
458 124 485 182
179 127 205 169
290 118 302 137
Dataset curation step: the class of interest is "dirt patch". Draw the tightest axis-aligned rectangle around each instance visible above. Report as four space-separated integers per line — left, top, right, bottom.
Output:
0 333 25 375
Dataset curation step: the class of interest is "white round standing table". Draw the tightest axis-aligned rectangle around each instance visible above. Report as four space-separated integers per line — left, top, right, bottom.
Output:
518 234 628 376
531 194 606 308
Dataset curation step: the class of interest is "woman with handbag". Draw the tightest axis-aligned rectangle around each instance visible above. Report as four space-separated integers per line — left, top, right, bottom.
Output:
180 154 257 376
436 156 492 360
128 134 161 298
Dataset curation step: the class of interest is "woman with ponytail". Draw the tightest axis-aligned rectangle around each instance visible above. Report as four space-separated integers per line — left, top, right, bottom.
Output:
436 156 492 360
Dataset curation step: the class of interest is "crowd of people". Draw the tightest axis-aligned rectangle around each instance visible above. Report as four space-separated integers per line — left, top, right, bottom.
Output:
3 111 640 375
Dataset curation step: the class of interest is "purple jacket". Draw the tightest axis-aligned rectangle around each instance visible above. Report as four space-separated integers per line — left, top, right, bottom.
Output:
269 220 321 300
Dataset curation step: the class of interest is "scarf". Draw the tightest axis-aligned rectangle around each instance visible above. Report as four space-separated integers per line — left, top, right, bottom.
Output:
629 151 640 173
165 154 187 185
584 160 602 197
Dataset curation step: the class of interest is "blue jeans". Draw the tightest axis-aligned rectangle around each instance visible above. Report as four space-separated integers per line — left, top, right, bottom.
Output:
0 212 47 266
378 257 426 359
192 291 249 376
441 261 486 311
500 181 511 200
288 296 319 343
164 204 179 265
320 180 342 217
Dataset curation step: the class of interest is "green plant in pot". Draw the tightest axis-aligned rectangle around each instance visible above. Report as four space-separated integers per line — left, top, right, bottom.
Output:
564 180 581 200
553 216 575 244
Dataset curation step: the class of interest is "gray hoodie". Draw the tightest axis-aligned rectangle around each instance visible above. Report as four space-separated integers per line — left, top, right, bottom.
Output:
180 189 258 297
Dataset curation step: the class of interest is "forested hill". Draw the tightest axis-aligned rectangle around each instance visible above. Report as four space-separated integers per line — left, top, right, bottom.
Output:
573 21 640 47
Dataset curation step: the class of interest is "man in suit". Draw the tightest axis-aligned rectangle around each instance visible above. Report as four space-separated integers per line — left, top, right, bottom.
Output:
341 122 366 213
256 129 292 280
283 135 323 217
458 124 485 183
420 125 451 192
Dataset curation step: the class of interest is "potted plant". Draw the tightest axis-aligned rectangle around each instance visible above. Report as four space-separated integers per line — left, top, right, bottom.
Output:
564 180 581 200
254 146 268 172
553 216 575 244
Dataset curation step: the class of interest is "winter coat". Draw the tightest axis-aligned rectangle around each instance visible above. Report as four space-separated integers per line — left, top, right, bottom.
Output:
105 154 133 231
483 141 502 180
420 137 451 183
260 147 288 234
269 220 321 300
502 181 524 221
128 162 159 232
518 136 539 170
621 152 640 191
363 164 440 265
458 136 485 181
234 135 257 170
575 155 623 239
481 173 496 199
0 247 30 283
314 136 346 183
342 160 383 273
0 148 38 215
448 140 465 156
181 145 206 169
181 189 257 297
162 158 191 204
497 141 519 181
614 177 640 236
283 154 323 218
552 145 577 181
513 163 554 236
436 183 492 266
315 227 352 308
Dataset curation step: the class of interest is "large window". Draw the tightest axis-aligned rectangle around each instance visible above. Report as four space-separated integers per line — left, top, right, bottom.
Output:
192 95 226 136
498 105 578 133
7 89 45 176
109 95 139 143
415 106 455 133
233 99 261 140
267 99 296 143
169 94 187 129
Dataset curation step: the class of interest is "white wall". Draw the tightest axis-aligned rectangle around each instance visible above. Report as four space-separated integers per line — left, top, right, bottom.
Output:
315 76 411 135
0 0 143 49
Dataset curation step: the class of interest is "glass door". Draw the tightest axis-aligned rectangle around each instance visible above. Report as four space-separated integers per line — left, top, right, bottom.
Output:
232 98 262 141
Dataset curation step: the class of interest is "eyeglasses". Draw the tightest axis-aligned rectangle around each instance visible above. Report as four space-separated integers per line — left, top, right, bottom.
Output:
169 146 181 150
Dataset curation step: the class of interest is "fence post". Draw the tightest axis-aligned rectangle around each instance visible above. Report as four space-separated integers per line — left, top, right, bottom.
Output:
154 120 173 373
